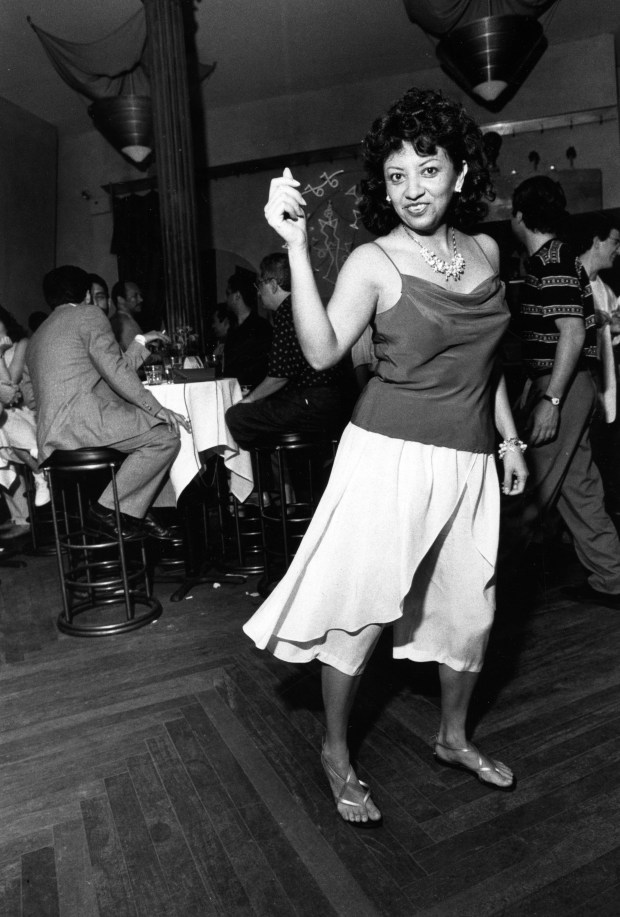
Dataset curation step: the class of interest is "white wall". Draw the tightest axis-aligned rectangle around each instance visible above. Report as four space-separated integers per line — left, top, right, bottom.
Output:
56 128 148 287
54 33 620 300
0 97 57 326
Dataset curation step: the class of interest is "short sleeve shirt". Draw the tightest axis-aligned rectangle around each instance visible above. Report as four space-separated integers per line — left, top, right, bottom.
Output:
267 297 343 389
520 238 598 373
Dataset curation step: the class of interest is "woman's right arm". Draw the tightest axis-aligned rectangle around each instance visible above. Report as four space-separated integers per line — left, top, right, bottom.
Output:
265 169 380 369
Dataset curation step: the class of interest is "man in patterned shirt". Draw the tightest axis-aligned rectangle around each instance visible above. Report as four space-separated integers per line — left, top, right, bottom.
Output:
225 252 346 447
510 176 620 606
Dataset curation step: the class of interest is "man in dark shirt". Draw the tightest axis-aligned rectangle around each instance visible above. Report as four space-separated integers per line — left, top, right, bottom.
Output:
225 253 345 447
222 271 272 390
510 176 620 604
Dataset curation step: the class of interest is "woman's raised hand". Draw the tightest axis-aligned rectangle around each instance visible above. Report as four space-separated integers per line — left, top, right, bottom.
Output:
264 168 307 248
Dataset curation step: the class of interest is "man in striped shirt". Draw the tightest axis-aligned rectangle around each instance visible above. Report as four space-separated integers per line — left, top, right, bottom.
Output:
510 176 620 606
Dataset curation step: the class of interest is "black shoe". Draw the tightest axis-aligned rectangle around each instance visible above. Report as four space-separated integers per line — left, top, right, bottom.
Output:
87 503 142 540
562 583 620 609
141 512 175 540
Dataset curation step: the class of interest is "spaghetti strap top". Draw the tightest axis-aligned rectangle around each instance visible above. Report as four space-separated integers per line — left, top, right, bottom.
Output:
351 252 510 452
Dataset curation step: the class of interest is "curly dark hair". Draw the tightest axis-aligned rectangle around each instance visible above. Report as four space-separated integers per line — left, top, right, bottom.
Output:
360 87 494 236
0 306 27 342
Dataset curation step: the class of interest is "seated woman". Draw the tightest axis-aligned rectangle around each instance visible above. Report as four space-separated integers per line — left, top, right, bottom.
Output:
0 306 49 532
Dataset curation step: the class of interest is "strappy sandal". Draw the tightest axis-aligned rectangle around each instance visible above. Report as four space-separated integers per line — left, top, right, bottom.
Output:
320 748 383 828
432 735 515 792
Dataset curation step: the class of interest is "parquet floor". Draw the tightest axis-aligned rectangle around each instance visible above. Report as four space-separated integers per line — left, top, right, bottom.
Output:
0 533 619 916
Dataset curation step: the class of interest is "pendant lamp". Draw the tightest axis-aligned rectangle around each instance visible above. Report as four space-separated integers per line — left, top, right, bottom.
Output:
436 14 547 104
88 95 153 164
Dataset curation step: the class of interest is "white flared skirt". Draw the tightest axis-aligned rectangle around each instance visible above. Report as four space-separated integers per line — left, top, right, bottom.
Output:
243 423 500 675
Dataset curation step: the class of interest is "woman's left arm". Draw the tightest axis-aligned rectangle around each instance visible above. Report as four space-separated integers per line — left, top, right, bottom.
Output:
0 336 13 383
494 373 529 496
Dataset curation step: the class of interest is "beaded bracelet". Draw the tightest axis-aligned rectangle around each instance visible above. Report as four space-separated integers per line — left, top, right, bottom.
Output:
498 436 527 460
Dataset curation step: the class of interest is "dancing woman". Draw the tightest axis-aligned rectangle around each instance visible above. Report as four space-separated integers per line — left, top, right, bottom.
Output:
244 87 528 825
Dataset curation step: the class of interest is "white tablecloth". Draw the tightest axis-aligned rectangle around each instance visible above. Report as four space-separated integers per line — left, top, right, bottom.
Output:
145 377 253 502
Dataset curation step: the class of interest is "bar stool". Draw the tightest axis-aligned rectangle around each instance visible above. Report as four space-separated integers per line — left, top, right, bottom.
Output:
168 457 247 602
149 509 186 583
44 447 162 636
215 456 264 576
250 431 339 594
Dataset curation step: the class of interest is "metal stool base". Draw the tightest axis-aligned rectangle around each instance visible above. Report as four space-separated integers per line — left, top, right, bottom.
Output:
57 593 162 637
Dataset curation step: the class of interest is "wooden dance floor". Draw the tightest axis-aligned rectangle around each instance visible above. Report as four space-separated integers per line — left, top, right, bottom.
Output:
0 534 618 916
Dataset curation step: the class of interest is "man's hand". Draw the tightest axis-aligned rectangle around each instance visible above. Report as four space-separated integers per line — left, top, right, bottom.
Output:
142 331 170 346
527 400 559 446
156 407 191 434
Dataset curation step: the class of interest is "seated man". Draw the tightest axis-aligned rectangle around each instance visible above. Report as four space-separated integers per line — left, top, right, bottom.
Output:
225 253 346 448
222 271 272 391
89 273 111 317
110 280 145 351
26 265 189 539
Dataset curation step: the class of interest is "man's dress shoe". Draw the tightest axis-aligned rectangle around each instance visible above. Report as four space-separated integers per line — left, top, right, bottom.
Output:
141 512 174 540
87 503 142 540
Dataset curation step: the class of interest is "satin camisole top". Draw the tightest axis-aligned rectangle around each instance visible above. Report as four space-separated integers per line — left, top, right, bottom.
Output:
351 267 510 453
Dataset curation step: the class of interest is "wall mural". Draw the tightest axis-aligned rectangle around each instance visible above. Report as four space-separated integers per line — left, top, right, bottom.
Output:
300 165 374 301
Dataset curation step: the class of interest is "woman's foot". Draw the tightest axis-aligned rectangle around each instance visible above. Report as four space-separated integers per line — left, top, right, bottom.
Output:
33 473 50 507
321 745 383 826
433 736 514 790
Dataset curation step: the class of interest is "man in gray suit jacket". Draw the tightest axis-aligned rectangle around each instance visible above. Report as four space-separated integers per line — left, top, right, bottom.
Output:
26 265 189 538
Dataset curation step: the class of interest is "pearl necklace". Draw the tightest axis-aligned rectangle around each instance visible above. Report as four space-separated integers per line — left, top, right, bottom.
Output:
402 226 466 281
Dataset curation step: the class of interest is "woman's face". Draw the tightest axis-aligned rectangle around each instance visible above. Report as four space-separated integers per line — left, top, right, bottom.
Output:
383 142 467 235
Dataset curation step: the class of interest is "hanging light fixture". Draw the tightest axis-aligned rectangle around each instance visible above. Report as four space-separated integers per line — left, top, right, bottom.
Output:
88 95 153 165
436 12 547 103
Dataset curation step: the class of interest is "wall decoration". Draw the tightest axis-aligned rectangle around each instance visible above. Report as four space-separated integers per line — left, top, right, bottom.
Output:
301 166 374 301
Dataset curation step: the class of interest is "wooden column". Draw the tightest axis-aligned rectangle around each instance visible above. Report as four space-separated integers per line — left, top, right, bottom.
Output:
142 0 204 342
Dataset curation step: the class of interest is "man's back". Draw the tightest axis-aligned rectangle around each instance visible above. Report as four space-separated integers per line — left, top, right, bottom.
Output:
27 302 161 462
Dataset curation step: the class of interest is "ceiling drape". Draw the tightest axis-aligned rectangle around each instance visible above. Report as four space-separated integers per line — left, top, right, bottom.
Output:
29 11 215 102
29 10 148 101
401 0 556 36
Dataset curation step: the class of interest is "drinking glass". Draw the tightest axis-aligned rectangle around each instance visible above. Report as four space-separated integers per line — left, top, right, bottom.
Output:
145 364 163 385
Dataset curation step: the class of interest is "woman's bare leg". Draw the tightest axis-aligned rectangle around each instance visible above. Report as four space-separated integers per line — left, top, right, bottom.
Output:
322 664 361 761
320 651 382 823
435 663 513 787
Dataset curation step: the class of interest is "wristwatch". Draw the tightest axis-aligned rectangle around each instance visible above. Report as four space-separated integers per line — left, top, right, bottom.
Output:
542 393 561 406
